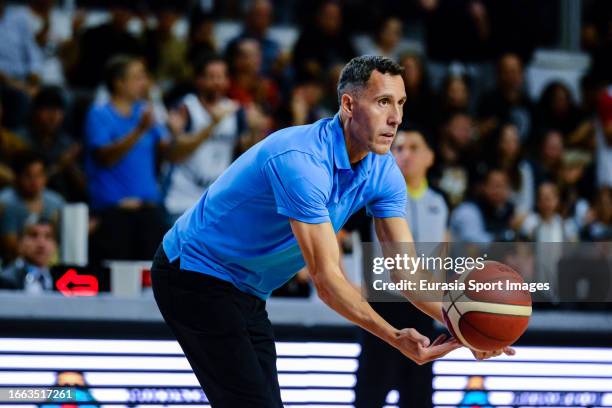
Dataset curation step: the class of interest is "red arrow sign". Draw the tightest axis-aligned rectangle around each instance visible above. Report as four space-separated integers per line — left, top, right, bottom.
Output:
56 268 99 297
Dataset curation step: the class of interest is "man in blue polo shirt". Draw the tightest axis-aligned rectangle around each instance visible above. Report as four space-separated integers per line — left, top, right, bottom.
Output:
151 56 509 408
85 55 229 262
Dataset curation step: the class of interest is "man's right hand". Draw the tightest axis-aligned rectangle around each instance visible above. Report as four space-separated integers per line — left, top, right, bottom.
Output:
138 107 155 133
393 329 461 365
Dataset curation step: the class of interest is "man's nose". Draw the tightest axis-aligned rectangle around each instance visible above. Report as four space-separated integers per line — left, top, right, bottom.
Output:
388 106 402 126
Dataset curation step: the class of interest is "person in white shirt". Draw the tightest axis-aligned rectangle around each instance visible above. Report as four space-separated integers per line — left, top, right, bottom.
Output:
163 55 240 222
521 182 578 242
520 182 578 300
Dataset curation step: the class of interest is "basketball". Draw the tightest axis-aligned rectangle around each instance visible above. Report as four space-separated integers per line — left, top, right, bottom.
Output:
442 260 532 352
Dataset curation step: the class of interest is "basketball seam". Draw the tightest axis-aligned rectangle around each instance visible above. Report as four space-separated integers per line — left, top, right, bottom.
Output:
456 301 532 317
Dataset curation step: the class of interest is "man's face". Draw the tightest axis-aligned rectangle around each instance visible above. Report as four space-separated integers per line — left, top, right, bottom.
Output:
34 107 64 134
541 131 564 162
19 224 56 267
498 54 523 91
392 131 433 178
196 61 229 100
235 40 262 74
483 171 510 207
118 61 149 101
347 71 406 155
249 0 272 34
17 162 47 198
401 56 421 90
446 114 473 148
318 3 342 36
537 183 559 216
499 124 520 158
379 18 402 49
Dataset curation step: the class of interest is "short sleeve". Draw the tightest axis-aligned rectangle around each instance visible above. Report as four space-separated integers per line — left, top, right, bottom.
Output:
85 107 113 150
264 151 331 224
366 160 407 218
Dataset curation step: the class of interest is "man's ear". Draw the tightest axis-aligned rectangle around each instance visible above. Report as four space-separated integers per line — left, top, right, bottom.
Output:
340 93 354 118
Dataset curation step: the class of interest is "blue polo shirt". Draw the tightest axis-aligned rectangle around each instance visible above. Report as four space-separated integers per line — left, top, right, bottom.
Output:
84 101 168 210
163 114 406 299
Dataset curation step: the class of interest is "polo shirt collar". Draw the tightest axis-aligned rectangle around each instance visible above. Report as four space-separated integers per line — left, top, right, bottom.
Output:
330 113 351 170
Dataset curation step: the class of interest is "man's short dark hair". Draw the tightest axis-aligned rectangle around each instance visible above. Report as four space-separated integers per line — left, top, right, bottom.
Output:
20 213 56 240
104 55 138 94
194 53 226 77
32 86 66 111
337 55 404 104
12 150 46 176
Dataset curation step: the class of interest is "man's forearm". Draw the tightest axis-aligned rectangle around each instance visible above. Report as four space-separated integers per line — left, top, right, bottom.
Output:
96 126 146 167
165 122 217 162
312 266 399 347
389 259 445 323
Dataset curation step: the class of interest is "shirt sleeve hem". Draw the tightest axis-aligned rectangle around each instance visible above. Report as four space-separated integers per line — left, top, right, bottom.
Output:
277 207 330 224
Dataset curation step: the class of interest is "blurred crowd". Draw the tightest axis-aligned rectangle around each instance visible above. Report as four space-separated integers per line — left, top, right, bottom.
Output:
0 0 610 294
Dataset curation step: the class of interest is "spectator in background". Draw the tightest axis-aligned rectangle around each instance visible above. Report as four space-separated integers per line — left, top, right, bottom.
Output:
227 38 280 113
70 4 144 89
0 215 56 293
581 0 612 83
419 0 491 93
226 0 282 77
436 74 472 122
0 0 43 129
595 85 612 188
430 111 474 207
391 129 449 242
0 96 28 188
277 71 327 127
581 187 612 241
534 81 582 140
355 129 447 408
557 151 592 228
164 55 241 222
420 0 490 63
357 15 404 62
0 151 64 262
519 182 577 242
485 123 535 214
0 0 43 84
145 3 191 92
24 0 72 85
519 181 577 301
477 53 533 142
399 53 436 132
187 11 217 63
19 86 86 202
450 168 518 242
532 129 564 187
85 55 196 262
292 0 356 78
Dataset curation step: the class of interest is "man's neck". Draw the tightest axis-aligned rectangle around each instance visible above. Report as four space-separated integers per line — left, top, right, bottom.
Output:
406 177 425 192
111 96 134 115
340 111 368 164
406 177 427 199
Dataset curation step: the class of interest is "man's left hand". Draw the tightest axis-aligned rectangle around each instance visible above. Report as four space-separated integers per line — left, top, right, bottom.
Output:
471 346 515 360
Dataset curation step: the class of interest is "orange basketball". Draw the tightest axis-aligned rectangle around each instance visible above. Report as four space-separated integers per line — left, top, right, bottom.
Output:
442 261 532 352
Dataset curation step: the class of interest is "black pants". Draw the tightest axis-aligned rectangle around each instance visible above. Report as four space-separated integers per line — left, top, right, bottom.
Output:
354 302 434 408
150 245 283 408
90 205 168 263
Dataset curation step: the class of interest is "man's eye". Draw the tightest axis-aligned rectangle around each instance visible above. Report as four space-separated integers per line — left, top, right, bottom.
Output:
379 99 389 106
